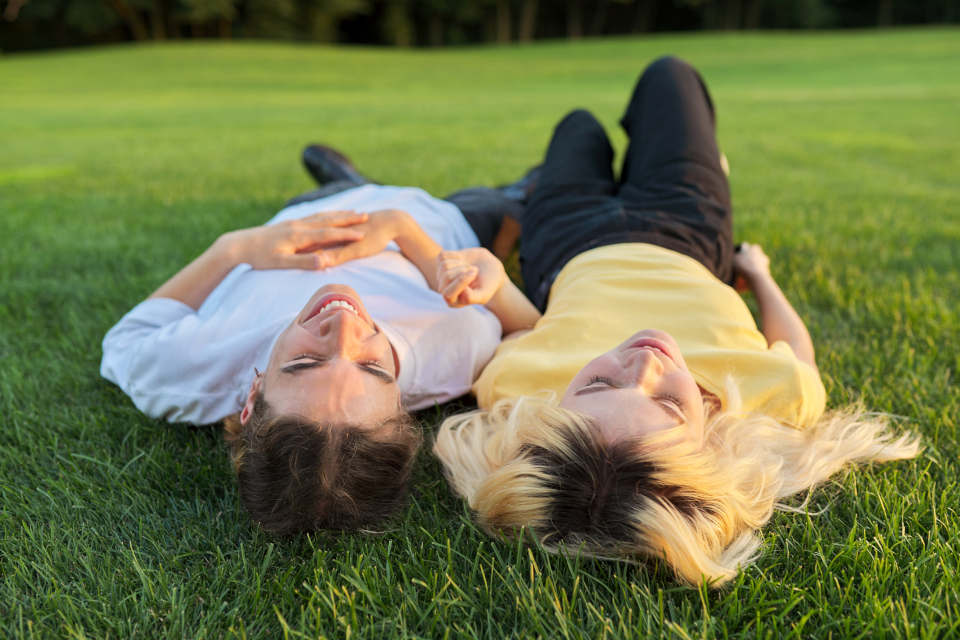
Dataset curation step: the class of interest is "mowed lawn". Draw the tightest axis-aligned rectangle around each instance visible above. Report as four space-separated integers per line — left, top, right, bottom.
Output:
2 28 959 638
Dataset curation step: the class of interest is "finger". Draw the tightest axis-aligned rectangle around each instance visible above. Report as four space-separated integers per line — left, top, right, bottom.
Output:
439 265 477 292
441 272 476 307
438 260 474 271
314 243 365 269
303 227 364 246
300 211 368 227
437 250 462 263
279 253 323 270
440 264 475 283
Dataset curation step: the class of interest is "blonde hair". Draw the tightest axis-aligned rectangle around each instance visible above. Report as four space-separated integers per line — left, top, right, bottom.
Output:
433 382 920 587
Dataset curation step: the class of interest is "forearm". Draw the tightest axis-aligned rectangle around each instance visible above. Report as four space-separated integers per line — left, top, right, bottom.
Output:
392 211 444 290
485 280 542 335
750 274 817 371
148 235 243 311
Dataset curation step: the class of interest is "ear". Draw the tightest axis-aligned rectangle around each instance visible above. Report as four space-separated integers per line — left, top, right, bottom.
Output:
240 372 264 426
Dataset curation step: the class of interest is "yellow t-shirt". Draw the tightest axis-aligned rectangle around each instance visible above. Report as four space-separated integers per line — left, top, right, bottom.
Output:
474 244 826 427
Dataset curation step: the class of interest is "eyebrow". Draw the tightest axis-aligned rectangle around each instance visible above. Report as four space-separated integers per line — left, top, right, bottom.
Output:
573 387 686 424
279 357 396 385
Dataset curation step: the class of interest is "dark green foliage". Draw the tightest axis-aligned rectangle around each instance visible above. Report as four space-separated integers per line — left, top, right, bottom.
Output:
3 0 960 52
1 30 959 638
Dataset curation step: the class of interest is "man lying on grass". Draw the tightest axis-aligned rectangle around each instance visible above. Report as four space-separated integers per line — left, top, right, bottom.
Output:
100 152 538 534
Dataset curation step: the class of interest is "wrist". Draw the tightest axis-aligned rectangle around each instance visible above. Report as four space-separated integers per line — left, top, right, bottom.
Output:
388 209 414 240
743 270 774 289
485 268 510 307
210 231 247 268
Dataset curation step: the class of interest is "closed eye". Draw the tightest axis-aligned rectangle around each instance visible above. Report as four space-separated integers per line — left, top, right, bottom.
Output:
654 395 687 422
574 375 616 396
280 354 395 384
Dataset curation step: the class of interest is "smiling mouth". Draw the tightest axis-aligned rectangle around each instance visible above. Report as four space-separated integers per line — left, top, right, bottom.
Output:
317 300 358 315
305 293 369 325
627 338 674 363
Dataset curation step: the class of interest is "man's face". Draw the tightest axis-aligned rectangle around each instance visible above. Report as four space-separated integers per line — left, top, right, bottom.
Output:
241 284 401 426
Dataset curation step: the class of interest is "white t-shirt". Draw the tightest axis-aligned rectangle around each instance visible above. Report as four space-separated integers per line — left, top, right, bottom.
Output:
101 185 502 424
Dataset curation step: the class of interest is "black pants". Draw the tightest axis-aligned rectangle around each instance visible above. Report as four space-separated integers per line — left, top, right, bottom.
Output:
521 56 734 311
286 184 523 253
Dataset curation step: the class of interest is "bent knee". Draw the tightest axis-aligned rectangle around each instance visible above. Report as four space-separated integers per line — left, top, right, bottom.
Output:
644 55 698 81
556 108 604 132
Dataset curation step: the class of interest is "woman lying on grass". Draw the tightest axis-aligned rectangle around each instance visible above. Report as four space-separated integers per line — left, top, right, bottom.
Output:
432 57 920 587
100 161 537 535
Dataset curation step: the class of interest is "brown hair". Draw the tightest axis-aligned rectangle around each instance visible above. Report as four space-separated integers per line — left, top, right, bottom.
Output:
230 393 421 534
519 423 713 555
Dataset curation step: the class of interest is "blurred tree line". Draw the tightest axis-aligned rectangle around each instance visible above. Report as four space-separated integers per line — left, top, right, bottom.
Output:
2 0 958 51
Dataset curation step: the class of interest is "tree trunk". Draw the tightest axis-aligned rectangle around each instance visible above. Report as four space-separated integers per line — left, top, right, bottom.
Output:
743 0 761 29
497 0 511 43
877 0 893 26
3 0 29 21
383 0 413 47
633 0 659 33
567 0 582 39
167 13 181 39
106 0 150 41
429 15 443 46
219 18 231 38
589 0 609 35
150 0 166 39
519 0 538 42
724 0 742 30
191 22 205 38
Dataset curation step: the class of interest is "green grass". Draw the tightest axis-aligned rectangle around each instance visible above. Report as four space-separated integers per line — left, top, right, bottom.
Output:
2 28 959 638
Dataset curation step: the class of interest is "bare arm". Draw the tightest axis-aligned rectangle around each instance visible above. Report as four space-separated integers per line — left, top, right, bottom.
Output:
734 242 818 372
436 248 542 335
148 211 367 310
315 209 445 289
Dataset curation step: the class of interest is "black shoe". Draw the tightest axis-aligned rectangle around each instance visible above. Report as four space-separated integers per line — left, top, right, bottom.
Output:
302 144 372 186
498 165 542 204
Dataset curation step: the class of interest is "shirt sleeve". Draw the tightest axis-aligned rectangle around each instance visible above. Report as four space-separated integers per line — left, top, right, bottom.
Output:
768 340 827 427
100 298 242 424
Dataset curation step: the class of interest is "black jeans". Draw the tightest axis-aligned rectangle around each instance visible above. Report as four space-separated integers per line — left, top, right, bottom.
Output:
521 56 734 311
286 183 523 252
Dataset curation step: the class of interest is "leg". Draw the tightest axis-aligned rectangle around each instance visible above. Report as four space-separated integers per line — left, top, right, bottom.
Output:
287 144 373 207
528 109 617 208
443 187 525 258
521 110 622 310
617 57 734 283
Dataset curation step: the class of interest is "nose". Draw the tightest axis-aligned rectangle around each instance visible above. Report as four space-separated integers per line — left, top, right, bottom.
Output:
317 310 369 353
625 348 664 389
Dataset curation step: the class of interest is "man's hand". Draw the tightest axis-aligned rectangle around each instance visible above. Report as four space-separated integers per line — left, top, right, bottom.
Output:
436 248 508 308
223 211 368 270
733 241 771 293
307 209 408 269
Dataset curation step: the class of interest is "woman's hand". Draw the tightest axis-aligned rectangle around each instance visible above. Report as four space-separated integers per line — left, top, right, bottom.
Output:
732 241 817 370
436 248 507 307
732 241 772 293
223 210 369 270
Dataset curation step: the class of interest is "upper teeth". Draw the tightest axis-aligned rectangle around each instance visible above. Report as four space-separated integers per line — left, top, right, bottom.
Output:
320 300 358 315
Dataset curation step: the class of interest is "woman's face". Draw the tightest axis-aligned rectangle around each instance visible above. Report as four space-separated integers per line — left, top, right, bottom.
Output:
559 330 705 447
241 284 401 426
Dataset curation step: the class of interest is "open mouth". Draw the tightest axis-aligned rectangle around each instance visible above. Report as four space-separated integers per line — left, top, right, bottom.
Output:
316 299 358 315
305 293 366 324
